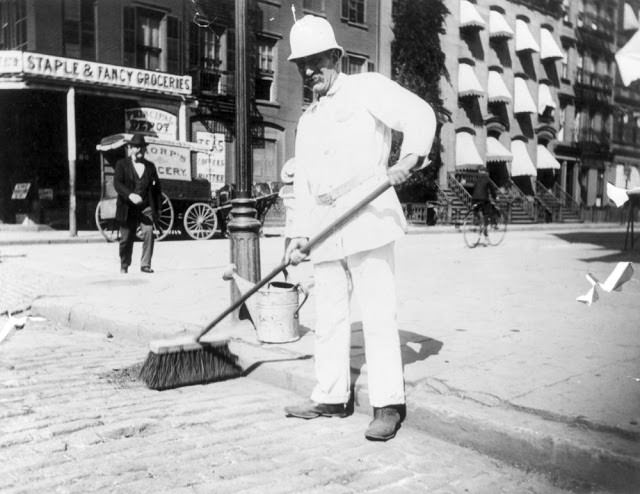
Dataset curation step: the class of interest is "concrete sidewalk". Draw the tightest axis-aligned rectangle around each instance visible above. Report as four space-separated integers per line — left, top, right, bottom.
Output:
1 226 638 492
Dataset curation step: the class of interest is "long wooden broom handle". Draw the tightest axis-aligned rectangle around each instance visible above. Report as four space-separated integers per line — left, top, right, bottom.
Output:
196 178 393 341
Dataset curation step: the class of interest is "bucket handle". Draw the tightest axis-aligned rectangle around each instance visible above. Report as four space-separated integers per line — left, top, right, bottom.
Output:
294 283 310 318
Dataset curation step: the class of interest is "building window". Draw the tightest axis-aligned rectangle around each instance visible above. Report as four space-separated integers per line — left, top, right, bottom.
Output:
256 37 277 101
0 0 27 50
123 7 181 72
342 0 365 24
63 0 96 60
303 0 325 14
341 53 373 74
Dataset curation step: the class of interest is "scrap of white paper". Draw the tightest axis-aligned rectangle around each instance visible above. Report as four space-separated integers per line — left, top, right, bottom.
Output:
576 273 599 306
599 262 634 293
606 182 630 208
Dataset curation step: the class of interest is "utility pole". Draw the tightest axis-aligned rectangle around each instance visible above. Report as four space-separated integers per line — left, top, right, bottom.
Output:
66 86 77 237
228 0 261 310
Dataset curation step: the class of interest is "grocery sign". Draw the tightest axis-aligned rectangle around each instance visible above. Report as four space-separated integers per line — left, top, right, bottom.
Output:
0 51 191 96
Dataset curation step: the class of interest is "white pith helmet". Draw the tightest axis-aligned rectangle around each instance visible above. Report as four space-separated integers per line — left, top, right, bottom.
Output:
288 15 344 61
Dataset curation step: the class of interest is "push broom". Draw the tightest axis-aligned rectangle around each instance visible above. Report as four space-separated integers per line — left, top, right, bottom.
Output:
140 175 405 390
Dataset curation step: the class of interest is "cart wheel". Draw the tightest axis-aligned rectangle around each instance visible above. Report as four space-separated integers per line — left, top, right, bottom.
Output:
95 201 120 242
136 192 174 241
183 202 218 240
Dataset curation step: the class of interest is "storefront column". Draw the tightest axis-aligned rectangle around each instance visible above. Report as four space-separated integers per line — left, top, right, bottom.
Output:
67 86 77 236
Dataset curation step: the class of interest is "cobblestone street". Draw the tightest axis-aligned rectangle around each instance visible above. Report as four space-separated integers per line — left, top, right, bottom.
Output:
0 318 579 494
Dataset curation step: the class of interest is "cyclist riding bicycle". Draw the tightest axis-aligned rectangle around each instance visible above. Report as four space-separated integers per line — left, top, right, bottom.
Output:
471 168 498 236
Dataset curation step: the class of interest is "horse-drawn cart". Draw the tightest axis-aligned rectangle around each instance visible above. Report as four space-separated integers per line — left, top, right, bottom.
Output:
94 134 278 241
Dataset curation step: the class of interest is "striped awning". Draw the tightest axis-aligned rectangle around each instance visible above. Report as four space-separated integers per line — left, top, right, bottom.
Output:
458 62 484 97
515 19 540 53
616 28 640 86
486 136 513 163
624 3 639 31
540 28 564 61
456 131 484 169
510 139 537 176
487 70 512 103
537 83 556 114
460 0 486 29
489 10 513 38
514 77 536 114
536 145 561 170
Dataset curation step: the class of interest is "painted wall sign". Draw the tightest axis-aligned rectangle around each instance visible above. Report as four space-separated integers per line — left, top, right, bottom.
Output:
196 132 226 194
146 143 191 182
0 51 191 96
11 183 31 200
125 108 177 140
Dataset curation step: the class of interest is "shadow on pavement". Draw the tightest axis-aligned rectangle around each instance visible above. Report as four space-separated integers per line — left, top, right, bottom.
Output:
552 231 640 263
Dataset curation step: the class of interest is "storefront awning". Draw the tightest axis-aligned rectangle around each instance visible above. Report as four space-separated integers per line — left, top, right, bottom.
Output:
486 136 513 162
458 62 484 97
489 10 513 38
540 28 564 61
615 29 640 86
515 19 540 53
536 145 561 170
624 3 639 31
514 77 536 114
537 83 556 114
456 131 484 168
510 140 537 176
460 0 486 29
487 70 512 103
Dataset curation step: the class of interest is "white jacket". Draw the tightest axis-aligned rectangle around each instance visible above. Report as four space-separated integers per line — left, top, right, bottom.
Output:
289 72 436 262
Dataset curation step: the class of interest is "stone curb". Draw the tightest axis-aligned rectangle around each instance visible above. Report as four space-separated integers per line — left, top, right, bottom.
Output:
31 296 640 493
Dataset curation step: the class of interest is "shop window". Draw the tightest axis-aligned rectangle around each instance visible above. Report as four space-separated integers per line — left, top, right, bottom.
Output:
0 0 27 50
303 0 325 14
123 7 181 72
342 0 366 25
256 36 277 101
63 0 96 60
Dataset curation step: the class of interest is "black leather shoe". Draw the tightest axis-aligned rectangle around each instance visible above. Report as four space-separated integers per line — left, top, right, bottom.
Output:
365 405 403 441
285 401 348 419
140 266 154 273
120 266 128 274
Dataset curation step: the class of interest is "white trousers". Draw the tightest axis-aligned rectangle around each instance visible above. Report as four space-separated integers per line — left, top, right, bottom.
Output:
310 242 405 407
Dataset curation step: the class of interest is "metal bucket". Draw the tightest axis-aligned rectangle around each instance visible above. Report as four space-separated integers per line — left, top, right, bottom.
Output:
254 281 308 343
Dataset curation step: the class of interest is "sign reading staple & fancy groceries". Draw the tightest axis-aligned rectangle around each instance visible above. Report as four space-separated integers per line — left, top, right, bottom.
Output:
0 51 191 96
125 108 177 140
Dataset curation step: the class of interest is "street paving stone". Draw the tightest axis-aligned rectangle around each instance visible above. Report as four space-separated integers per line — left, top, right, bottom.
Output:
0 318 588 494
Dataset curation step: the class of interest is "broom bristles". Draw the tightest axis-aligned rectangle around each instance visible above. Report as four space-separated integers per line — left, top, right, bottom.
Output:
140 342 243 390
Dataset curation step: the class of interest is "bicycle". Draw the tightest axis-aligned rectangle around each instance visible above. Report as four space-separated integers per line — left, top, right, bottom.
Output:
462 201 508 248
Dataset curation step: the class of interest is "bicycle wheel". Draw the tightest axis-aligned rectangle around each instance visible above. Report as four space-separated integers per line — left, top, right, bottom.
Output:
486 207 507 246
462 210 482 248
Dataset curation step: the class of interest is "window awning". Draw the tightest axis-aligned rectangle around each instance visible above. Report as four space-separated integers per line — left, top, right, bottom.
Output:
487 70 512 103
615 29 640 86
540 28 564 61
456 132 484 169
514 77 536 114
515 19 540 53
489 10 513 38
486 136 513 162
458 62 484 97
537 83 556 114
624 3 639 31
460 0 486 29
510 140 537 176
536 145 561 170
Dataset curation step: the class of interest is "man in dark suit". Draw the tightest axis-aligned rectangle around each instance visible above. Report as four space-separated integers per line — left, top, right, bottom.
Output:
472 168 498 234
113 134 162 274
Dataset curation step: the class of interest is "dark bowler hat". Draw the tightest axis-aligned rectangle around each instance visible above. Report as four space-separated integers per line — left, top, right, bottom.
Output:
127 134 147 147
